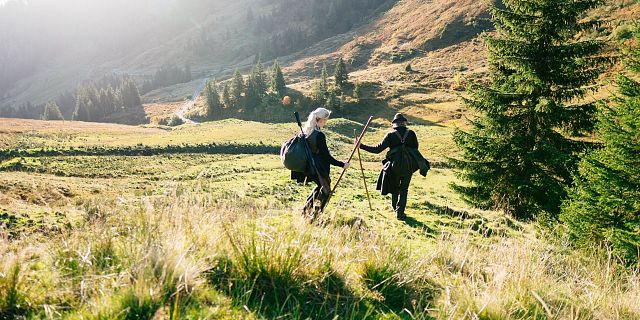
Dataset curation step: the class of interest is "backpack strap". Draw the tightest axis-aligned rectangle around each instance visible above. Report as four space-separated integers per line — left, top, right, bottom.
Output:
394 130 411 144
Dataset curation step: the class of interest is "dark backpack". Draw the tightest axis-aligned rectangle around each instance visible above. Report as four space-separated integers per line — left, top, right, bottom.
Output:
280 134 309 172
390 130 418 176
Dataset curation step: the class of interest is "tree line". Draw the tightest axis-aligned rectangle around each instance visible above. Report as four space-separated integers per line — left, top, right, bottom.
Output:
451 0 639 265
204 57 352 120
141 63 192 94
251 0 388 60
1 74 144 124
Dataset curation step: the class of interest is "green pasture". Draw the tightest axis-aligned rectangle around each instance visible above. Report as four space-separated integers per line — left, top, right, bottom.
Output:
1 119 638 319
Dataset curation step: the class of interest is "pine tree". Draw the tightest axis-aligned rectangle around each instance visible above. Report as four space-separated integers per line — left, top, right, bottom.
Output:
271 60 287 97
450 0 610 219
205 81 222 120
231 69 245 109
221 83 232 109
252 60 268 97
72 89 92 122
121 77 141 109
561 30 640 264
334 57 349 89
245 75 261 111
353 81 363 101
43 101 64 121
314 64 329 104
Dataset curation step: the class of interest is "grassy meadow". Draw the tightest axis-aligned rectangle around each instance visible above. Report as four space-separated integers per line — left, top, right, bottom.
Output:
1 117 639 319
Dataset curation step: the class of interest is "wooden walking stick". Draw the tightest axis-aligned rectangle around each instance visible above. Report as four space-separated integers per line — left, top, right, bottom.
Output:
323 116 374 211
354 129 373 211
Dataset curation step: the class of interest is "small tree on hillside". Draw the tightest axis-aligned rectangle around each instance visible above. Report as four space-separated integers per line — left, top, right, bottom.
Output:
221 83 232 109
451 0 610 219
334 57 349 89
271 60 287 97
43 101 64 121
205 81 222 120
353 81 363 101
252 60 268 97
314 64 329 104
231 69 245 109
561 31 640 264
245 75 261 111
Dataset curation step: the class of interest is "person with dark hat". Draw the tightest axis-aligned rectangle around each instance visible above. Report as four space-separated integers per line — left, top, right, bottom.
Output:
359 113 429 220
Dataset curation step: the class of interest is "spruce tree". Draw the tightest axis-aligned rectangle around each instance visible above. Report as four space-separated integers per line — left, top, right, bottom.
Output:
231 69 245 109
221 83 232 109
451 0 609 219
252 61 268 97
334 57 349 89
314 64 329 104
43 101 64 121
561 30 640 264
205 81 221 120
353 81 363 101
72 90 92 122
271 60 287 97
245 75 261 111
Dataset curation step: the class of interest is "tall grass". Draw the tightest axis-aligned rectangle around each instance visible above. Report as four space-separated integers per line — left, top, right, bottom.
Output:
1 188 639 319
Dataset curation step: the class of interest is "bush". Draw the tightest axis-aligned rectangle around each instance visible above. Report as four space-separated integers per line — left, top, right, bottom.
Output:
167 114 184 127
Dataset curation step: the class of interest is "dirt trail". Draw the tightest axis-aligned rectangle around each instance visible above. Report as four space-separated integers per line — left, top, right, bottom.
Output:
175 77 208 124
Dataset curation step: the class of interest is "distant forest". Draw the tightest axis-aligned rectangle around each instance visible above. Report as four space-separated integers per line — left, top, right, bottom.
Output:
190 0 391 59
0 75 145 125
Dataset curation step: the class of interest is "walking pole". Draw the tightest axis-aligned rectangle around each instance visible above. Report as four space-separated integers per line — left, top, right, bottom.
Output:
354 129 373 211
323 116 374 211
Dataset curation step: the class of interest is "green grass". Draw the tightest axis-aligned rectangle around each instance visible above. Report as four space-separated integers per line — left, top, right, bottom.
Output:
0 118 639 319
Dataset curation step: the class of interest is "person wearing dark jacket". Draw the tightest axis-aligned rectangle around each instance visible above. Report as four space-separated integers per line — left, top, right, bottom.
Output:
360 113 425 220
291 107 349 218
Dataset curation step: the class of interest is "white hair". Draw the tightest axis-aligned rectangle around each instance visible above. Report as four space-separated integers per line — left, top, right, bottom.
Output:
303 107 331 136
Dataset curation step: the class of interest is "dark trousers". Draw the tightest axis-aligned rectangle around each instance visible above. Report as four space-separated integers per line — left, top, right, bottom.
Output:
303 177 330 218
391 174 412 218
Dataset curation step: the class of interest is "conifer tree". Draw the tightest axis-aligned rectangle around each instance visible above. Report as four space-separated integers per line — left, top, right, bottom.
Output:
451 0 609 219
231 69 245 109
221 83 232 109
72 89 92 122
253 61 268 97
334 57 349 89
245 75 261 111
271 60 287 97
353 81 363 101
43 101 64 121
314 64 329 104
561 30 640 264
205 81 221 120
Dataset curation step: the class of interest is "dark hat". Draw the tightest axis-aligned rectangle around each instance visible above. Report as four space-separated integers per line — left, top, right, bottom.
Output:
391 113 408 124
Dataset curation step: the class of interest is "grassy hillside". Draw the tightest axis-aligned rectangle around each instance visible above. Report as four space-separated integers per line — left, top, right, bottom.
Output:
1 118 639 319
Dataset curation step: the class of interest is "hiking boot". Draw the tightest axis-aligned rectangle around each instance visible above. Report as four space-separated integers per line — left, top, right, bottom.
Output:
396 214 407 221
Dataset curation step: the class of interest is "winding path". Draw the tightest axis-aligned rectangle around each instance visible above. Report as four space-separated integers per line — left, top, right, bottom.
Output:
175 77 209 124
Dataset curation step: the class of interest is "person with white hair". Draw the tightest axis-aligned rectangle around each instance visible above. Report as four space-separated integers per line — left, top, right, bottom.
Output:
291 107 350 218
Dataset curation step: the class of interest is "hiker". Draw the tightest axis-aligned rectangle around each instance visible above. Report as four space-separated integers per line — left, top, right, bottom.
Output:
359 113 429 220
291 107 350 217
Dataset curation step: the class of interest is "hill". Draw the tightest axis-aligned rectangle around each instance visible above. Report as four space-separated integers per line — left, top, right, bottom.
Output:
1 117 639 318
2 0 637 118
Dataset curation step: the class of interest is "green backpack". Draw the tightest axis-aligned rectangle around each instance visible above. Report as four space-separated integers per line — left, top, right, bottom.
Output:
281 134 309 173
390 130 418 176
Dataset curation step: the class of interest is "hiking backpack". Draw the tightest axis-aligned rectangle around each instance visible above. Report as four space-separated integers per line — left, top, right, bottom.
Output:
280 133 312 173
390 130 418 176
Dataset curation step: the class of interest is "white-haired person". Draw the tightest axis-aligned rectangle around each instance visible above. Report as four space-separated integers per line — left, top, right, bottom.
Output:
291 107 350 218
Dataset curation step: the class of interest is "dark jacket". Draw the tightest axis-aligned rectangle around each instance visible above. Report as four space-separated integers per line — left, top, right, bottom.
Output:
291 129 344 183
360 126 429 195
